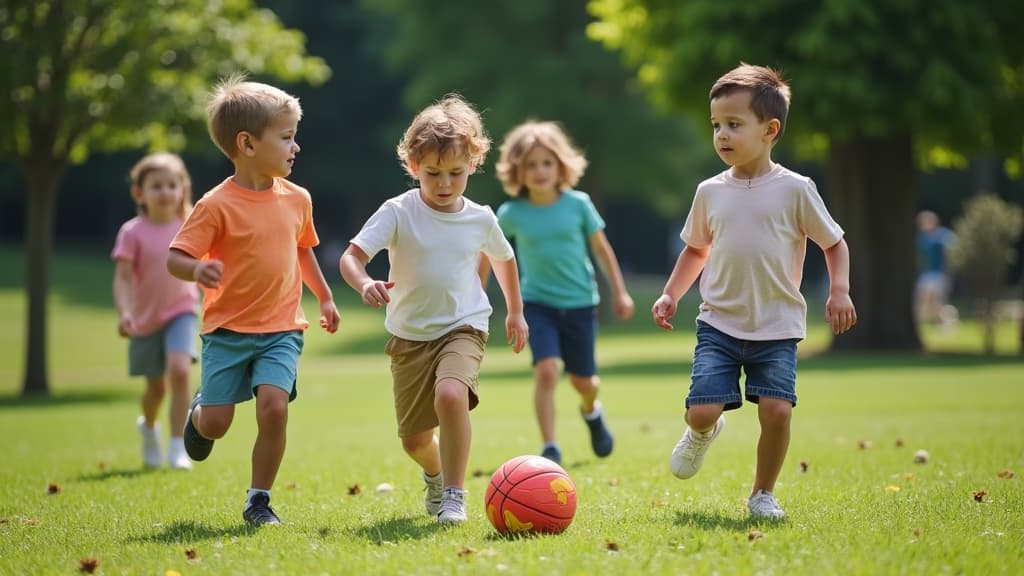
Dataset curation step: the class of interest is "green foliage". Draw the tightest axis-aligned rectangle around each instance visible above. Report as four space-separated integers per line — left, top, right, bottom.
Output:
362 0 712 215
0 0 330 164
587 0 1024 168
949 194 1023 301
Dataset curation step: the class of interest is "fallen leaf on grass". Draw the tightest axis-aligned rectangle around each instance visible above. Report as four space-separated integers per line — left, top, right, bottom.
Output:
885 485 901 492
903 473 915 481
472 469 488 478
286 481 298 490
457 546 476 557
165 571 182 576
78 557 99 573
97 462 108 471
997 470 1015 479
608 478 619 487
857 440 872 450
895 438 905 448
605 540 620 551
184 548 198 561
46 483 60 495
347 484 361 495
972 491 987 502
913 528 922 537
748 530 764 541
799 460 809 473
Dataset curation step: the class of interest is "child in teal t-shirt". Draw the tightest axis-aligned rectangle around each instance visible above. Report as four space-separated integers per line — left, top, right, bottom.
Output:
491 120 634 464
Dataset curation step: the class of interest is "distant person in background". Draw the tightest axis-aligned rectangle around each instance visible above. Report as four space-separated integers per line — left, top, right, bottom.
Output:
491 120 634 466
111 152 199 471
339 95 528 526
915 210 957 325
652 63 856 520
168 76 340 526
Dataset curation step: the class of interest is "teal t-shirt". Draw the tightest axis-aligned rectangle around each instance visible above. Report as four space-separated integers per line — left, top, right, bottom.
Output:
496 190 604 308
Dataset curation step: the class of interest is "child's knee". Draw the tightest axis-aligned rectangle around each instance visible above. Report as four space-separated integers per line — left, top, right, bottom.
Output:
758 398 792 427
401 432 435 455
686 404 723 431
534 359 559 386
568 374 598 395
199 406 233 439
433 379 468 411
166 354 191 383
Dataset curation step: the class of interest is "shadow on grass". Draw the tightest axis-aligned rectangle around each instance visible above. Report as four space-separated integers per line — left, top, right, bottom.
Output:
348 514 442 543
129 520 256 544
73 467 150 482
673 510 785 532
0 388 135 410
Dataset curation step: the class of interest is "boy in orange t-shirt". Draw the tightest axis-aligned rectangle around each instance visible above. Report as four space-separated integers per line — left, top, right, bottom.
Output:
168 74 340 526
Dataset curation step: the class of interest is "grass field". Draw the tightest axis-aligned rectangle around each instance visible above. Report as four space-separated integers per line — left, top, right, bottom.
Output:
1 245 1022 575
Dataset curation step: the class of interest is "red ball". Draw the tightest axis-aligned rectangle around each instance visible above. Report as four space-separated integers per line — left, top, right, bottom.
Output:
484 455 577 535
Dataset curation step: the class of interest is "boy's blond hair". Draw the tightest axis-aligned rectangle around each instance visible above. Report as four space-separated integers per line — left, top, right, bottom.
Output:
129 152 193 218
710 63 791 144
495 120 588 198
206 73 303 159
397 94 490 178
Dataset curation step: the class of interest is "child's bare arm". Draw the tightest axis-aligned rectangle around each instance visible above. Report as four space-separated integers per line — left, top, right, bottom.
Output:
651 245 709 330
167 248 222 289
488 255 528 354
113 260 134 336
588 230 635 320
298 246 339 333
476 253 492 291
339 244 393 308
823 238 857 334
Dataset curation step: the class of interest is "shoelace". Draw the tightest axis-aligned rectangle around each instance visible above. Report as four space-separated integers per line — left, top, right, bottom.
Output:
438 490 465 515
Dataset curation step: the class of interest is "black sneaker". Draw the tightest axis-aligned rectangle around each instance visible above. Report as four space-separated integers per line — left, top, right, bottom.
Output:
243 492 282 526
183 392 214 461
584 407 614 458
540 444 562 464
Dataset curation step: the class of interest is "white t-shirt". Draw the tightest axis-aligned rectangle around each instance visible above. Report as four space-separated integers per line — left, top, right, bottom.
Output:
681 164 844 340
351 189 515 341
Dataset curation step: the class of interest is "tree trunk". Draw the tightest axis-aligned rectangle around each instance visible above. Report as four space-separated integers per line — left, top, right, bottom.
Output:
1019 268 1023 355
20 167 61 397
826 133 921 351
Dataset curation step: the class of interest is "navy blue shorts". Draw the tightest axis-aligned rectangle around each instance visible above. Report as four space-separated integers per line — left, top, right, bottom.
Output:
686 321 799 411
524 302 597 377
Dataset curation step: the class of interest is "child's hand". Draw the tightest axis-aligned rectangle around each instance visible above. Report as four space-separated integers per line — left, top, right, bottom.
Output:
505 312 528 354
825 291 857 335
117 315 134 337
614 292 636 321
319 299 340 333
360 280 395 308
651 294 677 331
193 260 223 289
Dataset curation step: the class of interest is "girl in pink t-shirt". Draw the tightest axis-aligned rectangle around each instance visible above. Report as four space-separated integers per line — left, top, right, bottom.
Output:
111 153 199 470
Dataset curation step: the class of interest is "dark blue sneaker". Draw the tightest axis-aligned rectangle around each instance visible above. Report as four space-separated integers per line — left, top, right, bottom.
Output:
540 444 562 464
183 392 214 461
243 492 281 526
584 407 614 458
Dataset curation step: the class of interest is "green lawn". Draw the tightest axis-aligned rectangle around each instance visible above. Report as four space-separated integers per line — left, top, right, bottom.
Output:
1 245 1022 575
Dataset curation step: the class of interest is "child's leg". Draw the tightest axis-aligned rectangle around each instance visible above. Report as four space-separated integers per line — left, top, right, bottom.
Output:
400 430 441 475
568 374 598 413
193 403 234 439
434 377 470 489
685 404 724 433
251 384 289 490
751 397 791 496
165 352 191 437
141 376 166 427
534 359 560 444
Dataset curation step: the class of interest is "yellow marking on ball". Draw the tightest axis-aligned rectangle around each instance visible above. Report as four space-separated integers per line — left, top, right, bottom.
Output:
550 477 574 505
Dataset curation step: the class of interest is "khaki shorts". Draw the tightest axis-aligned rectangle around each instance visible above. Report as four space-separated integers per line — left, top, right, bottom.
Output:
386 326 487 437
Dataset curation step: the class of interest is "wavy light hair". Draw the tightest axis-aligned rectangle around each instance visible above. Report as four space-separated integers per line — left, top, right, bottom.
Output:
129 152 193 219
206 73 303 159
396 94 491 178
495 120 588 198
710 63 791 144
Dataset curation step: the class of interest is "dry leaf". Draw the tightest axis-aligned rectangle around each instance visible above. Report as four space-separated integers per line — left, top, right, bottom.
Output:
913 528 922 537
605 540 620 551
472 469 488 478
78 557 99 573
347 484 361 495
997 470 1015 479
748 530 764 541
46 483 60 495
608 478 619 487
857 440 872 450
895 438 905 448
97 462 108 471
799 460 809 473
184 548 198 560
972 491 987 502
457 546 477 557
286 481 298 490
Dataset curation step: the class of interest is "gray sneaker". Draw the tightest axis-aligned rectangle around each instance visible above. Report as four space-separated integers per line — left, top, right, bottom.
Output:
423 472 443 516
436 487 467 525
748 489 786 519
669 414 725 479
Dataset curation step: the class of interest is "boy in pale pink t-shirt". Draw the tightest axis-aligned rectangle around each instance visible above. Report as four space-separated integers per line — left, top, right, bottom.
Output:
111 152 199 470
652 64 857 519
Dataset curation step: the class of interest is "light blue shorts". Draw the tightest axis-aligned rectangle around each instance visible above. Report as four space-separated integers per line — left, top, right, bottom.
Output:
198 329 303 406
686 321 799 411
128 313 197 378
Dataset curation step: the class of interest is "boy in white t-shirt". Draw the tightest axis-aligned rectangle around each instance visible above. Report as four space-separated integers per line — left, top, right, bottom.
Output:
652 63 857 519
339 95 528 526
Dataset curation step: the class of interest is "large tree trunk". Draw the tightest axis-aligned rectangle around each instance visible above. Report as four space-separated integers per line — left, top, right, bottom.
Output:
20 166 62 397
826 133 921 351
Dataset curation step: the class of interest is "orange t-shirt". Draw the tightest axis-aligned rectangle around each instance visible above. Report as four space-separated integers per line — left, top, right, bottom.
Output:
170 177 319 334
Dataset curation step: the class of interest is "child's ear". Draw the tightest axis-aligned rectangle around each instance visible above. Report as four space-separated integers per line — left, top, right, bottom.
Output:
129 186 144 204
236 131 256 156
765 119 781 142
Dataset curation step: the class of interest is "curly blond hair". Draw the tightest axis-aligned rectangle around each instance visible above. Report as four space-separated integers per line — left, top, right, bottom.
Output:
396 94 490 178
206 73 303 159
495 120 588 198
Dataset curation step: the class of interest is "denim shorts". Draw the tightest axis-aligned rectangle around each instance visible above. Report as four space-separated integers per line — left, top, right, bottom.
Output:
686 321 799 410
128 313 197 378
199 329 303 406
524 302 597 377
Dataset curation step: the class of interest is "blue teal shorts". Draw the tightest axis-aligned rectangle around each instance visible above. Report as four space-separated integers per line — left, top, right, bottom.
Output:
128 313 197 378
524 302 598 377
686 321 799 410
198 329 303 406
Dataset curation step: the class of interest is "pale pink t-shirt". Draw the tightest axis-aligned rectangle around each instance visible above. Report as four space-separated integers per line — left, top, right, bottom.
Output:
111 216 199 337
681 164 844 340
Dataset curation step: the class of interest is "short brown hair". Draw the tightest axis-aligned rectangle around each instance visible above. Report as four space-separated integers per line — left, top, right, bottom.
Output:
710 63 791 143
206 73 302 159
495 120 588 198
396 94 490 178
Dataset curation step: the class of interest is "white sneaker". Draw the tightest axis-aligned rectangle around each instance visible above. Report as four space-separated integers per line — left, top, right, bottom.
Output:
748 489 786 519
167 439 193 470
670 414 724 479
423 472 443 516
436 487 467 525
136 416 163 469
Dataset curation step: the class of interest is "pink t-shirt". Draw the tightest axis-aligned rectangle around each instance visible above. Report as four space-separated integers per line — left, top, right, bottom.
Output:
111 216 199 336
